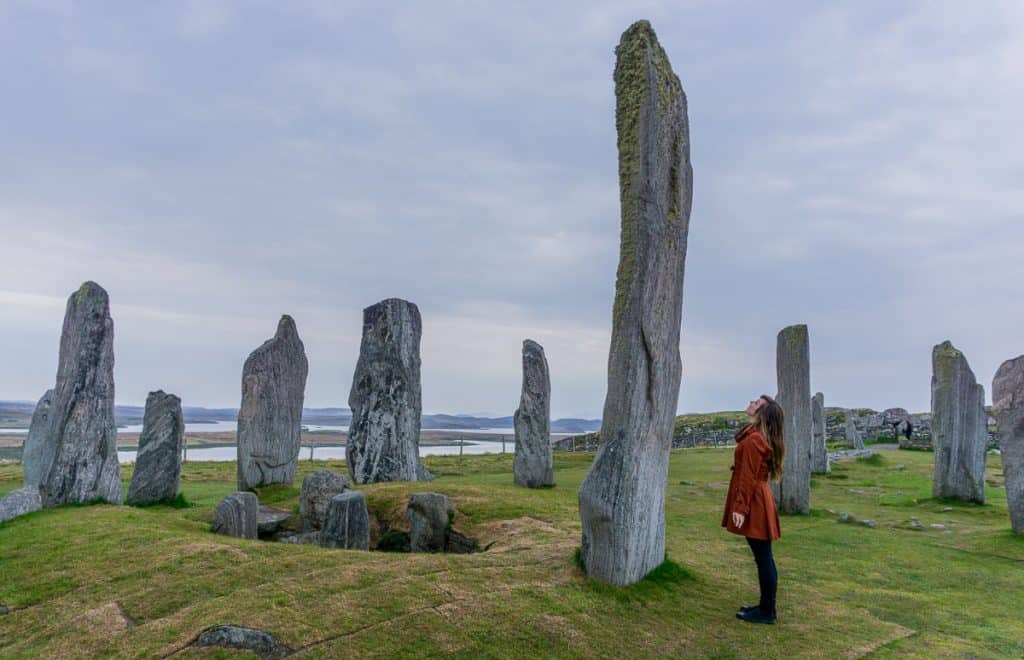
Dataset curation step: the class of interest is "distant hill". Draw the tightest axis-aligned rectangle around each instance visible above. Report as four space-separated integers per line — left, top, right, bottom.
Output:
0 400 600 433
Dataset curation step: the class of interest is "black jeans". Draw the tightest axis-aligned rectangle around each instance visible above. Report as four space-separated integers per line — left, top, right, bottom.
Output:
746 537 777 615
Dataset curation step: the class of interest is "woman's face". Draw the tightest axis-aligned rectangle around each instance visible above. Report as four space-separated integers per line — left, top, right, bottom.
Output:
746 396 766 418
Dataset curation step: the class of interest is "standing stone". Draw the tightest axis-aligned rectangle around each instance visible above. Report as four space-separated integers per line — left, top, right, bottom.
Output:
22 282 121 506
577 20 693 586
346 298 432 484
773 324 812 514
126 391 184 505
236 315 309 492
319 491 370 550
811 392 829 474
212 492 258 539
933 341 987 501
993 355 1024 533
845 413 865 450
407 492 454 552
931 341 987 503
0 486 43 523
513 339 554 488
299 470 350 532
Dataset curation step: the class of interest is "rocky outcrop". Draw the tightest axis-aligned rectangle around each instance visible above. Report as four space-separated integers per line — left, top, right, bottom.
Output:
0 486 42 523
773 324 811 514
212 492 258 539
126 391 183 505
346 298 431 484
811 392 829 474
513 339 554 488
992 355 1024 532
577 20 693 587
931 341 987 504
236 316 308 492
407 492 454 553
299 470 350 532
22 282 121 506
319 491 370 550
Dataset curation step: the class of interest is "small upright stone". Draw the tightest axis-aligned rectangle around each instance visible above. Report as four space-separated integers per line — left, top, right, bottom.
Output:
319 491 370 550
773 324 812 514
845 413 864 450
407 492 454 553
811 392 829 474
299 470 350 532
346 298 431 484
236 316 309 492
0 486 42 523
212 492 258 539
931 341 987 503
992 355 1024 532
21 282 121 506
126 391 184 505
577 20 693 587
514 339 554 488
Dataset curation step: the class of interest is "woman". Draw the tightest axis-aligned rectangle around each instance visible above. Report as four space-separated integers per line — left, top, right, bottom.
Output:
722 394 784 624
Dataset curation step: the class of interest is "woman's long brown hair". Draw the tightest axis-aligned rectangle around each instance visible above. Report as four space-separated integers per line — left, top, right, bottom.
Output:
755 394 786 481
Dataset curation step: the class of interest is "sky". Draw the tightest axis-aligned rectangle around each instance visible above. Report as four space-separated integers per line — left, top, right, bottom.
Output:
1 1 1022 418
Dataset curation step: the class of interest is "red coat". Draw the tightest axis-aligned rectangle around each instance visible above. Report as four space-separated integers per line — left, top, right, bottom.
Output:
722 425 781 541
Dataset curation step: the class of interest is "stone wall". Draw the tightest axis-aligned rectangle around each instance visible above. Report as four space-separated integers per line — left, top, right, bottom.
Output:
553 407 999 452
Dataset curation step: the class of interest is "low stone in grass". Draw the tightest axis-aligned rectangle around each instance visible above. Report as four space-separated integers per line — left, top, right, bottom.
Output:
299 470 349 532
193 625 290 659
407 492 454 553
212 492 258 539
319 491 370 550
0 486 42 524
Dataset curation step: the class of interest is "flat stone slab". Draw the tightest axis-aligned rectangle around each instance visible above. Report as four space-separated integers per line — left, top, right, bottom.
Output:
257 506 291 537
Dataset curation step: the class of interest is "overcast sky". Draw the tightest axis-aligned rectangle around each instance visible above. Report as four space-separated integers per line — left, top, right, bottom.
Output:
1 2 1022 418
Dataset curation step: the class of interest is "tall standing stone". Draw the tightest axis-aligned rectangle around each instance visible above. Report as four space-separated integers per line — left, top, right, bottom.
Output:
845 413 864 450
577 20 693 587
126 391 184 505
931 341 986 504
236 316 308 492
993 355 1024 533
811 392 829 474
346 298 431 484
773 324 811 514
513 339 554 488
22 282 121 506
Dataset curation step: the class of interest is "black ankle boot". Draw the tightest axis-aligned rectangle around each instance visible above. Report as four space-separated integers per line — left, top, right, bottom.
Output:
736 608 776 624
737 604 758 614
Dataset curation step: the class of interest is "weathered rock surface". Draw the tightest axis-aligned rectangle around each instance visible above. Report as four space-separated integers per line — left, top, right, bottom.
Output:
236 315 308 492
845 414 864 450
811 392 829 474
299 470 350 532
319 491 370 550
193 625 290 659
931 341 987 503
407 492 454 553
513 339 554 488
257 506 291 538
126 391 183 505
992 355 1024 532
212 492 258 539
22 282 121 506
0 486 42 523
577 20 693 587
347 298 431 484
772 324 811 514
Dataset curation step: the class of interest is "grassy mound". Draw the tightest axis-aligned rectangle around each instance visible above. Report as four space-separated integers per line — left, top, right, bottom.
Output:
1 450 1021 657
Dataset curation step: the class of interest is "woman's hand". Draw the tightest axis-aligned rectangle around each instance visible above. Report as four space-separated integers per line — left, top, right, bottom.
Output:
732 512 745 528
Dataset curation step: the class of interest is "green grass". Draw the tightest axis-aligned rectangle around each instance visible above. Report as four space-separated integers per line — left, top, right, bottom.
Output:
1 449 1022 658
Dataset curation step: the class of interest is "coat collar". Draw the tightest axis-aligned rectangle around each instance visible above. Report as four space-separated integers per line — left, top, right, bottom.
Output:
735 423 759 442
